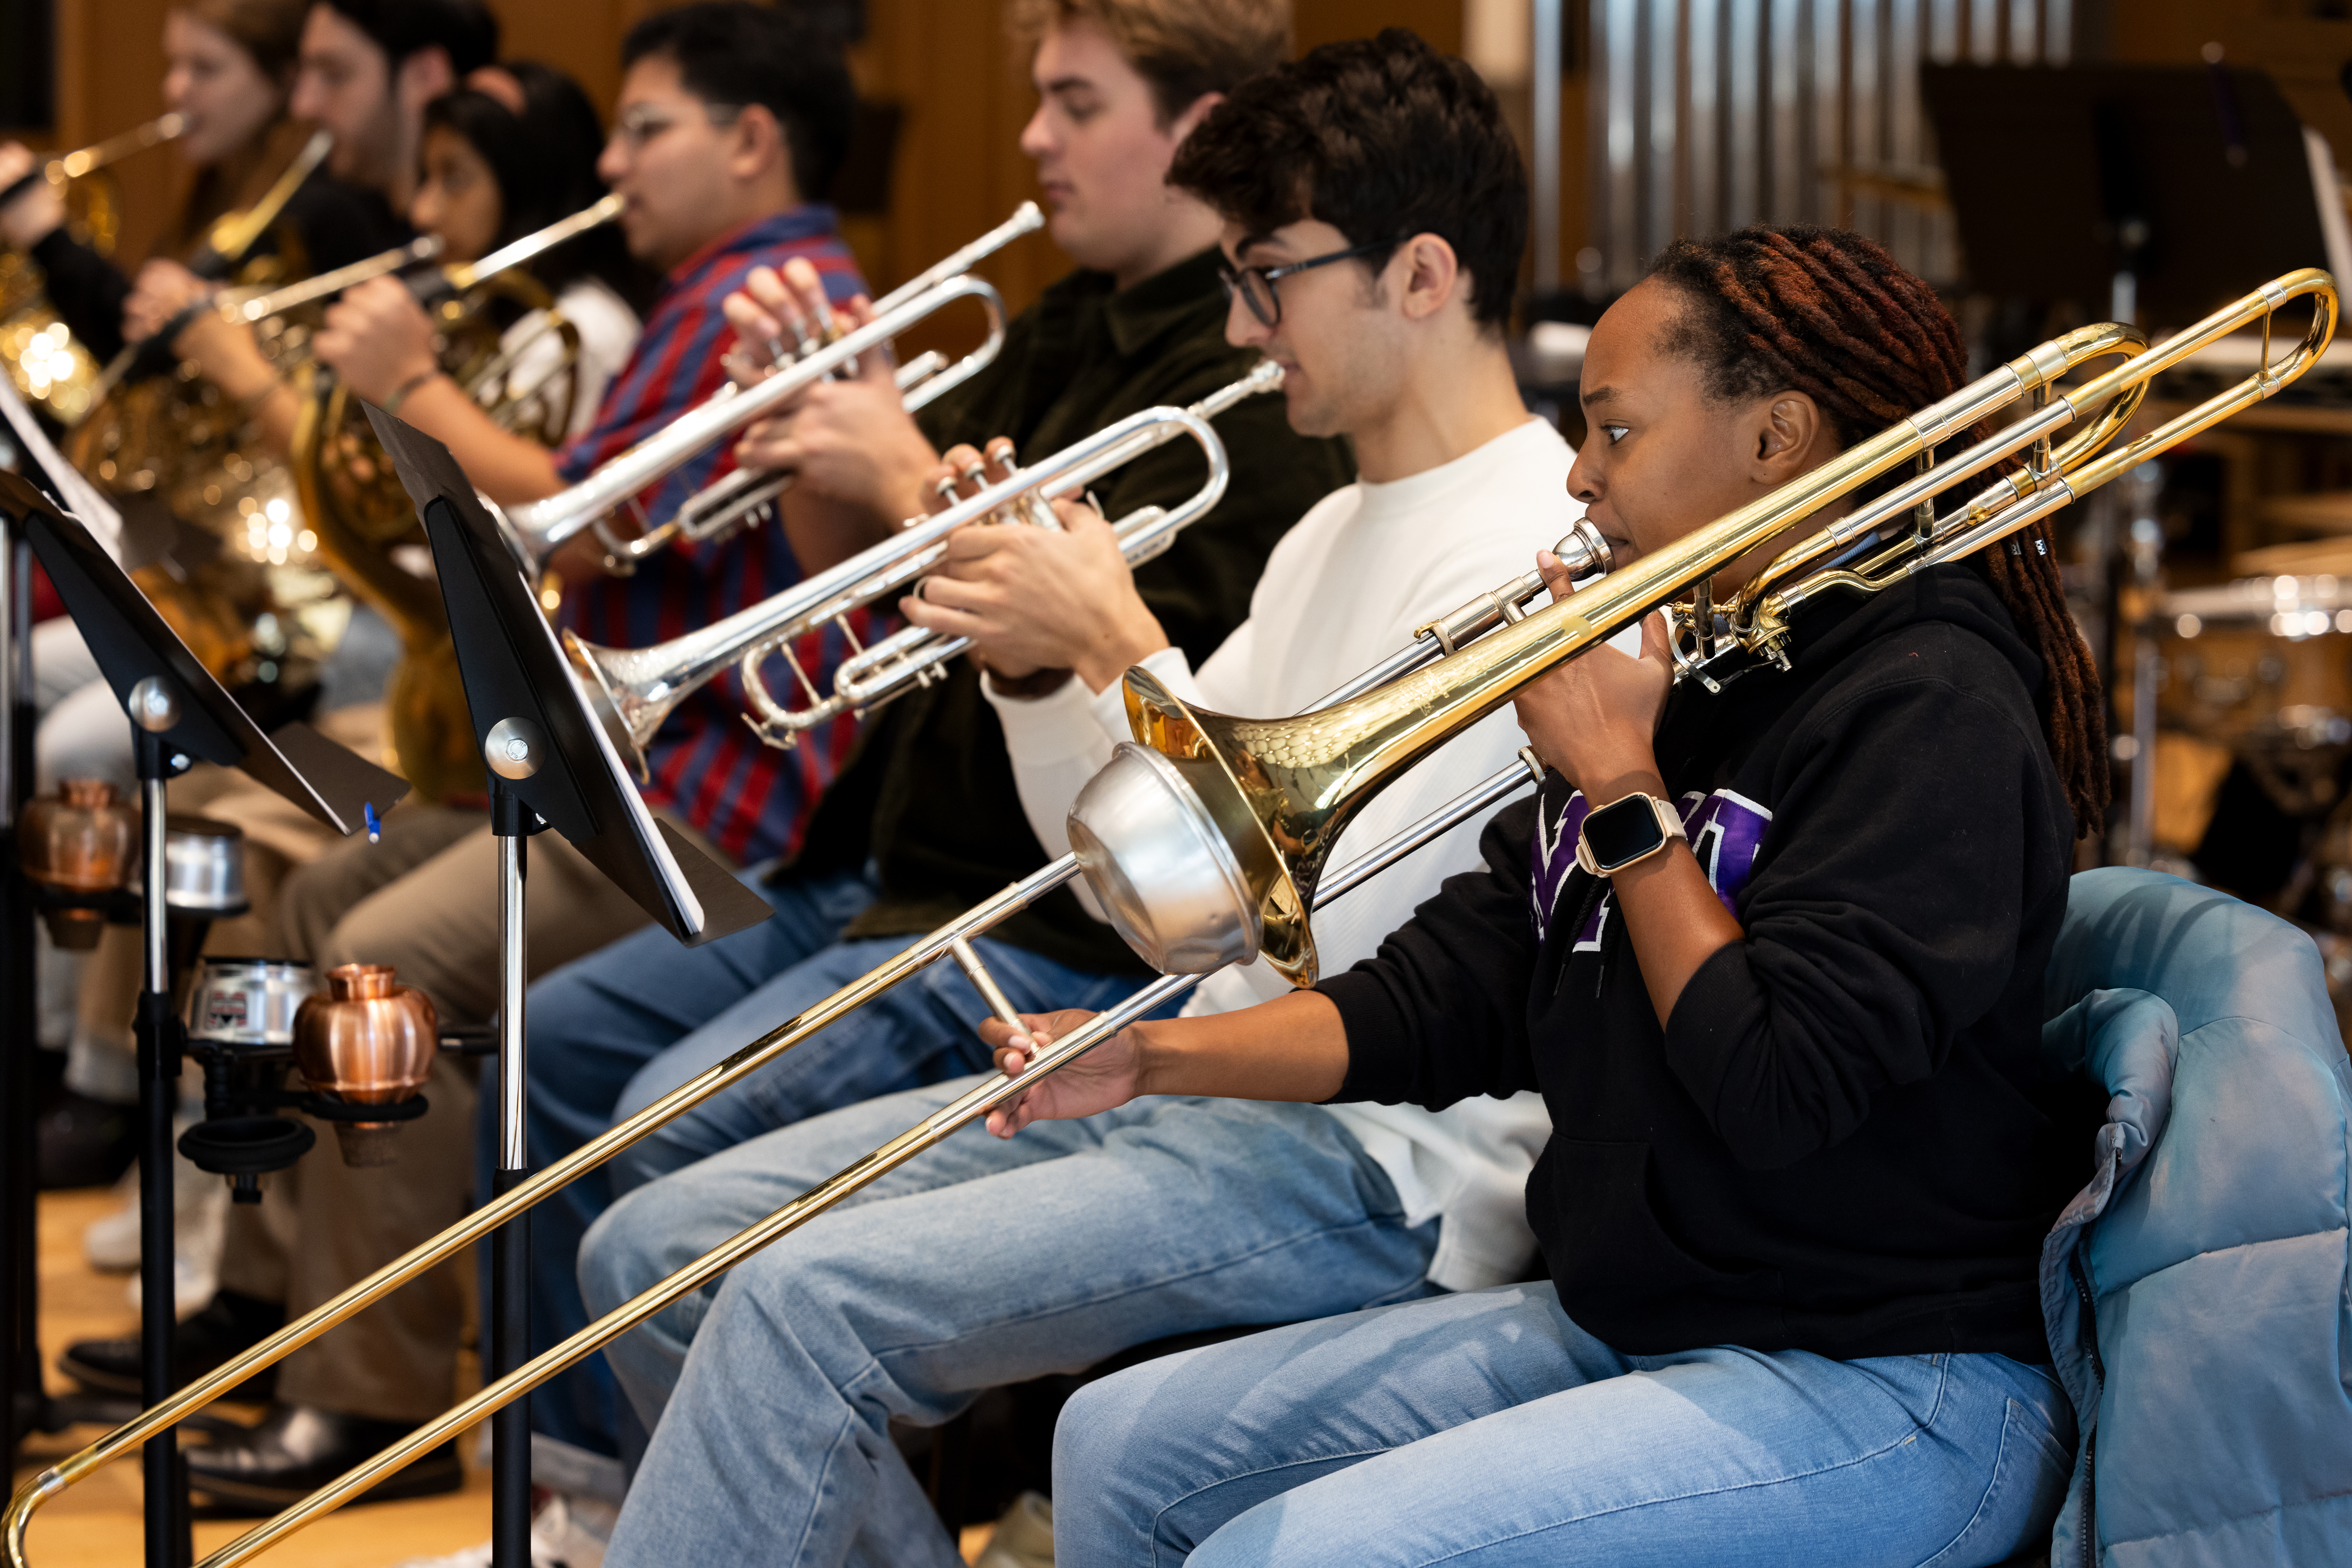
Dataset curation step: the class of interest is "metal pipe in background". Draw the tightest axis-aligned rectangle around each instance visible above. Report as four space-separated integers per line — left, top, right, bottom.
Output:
1532 0 1563 293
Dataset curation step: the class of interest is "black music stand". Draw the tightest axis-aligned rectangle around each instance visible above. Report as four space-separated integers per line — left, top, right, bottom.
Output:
1921 62 2335 329
1 463 37 1481
364 408 770 1568
2 471 407 1568
0 378 127 1477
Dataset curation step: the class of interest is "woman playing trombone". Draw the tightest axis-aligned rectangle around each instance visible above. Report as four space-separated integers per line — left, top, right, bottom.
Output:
994 225 2112 1567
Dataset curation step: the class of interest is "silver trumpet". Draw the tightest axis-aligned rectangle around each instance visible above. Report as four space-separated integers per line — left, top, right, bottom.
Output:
565 357 1287 777
495 202 1046 577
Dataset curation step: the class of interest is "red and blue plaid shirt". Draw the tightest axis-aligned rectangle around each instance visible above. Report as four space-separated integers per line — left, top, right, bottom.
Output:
556 205 877 866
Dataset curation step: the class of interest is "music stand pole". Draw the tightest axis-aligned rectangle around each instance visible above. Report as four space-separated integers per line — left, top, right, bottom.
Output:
1 505 38 1467
364 408 776 1568
127 678 193 1567
486 743 545 1568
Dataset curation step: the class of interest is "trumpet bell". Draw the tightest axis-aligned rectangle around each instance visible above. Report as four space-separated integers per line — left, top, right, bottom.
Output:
562 630 657 783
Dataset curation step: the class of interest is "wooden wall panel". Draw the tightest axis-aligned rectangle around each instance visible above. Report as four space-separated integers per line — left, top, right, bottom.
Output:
40 0 178 270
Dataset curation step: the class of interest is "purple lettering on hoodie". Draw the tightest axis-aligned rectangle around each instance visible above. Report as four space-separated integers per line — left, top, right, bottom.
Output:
1530 787 1773 948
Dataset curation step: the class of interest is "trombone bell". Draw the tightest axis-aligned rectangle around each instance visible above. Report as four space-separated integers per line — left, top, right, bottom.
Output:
1068 521 1617 985
1069 668 1324 982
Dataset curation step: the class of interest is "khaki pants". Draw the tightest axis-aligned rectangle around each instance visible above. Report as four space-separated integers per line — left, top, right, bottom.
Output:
219 802 709 1422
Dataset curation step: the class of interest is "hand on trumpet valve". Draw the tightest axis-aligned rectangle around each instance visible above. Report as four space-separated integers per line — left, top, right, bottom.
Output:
981 1008 1145 1138
721 256 879 383
0 142 66 249
1508 549 1675 793
316 275 440 407
902 443 1165 691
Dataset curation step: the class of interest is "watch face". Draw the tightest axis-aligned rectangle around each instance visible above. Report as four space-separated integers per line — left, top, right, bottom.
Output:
1583 795 1666 869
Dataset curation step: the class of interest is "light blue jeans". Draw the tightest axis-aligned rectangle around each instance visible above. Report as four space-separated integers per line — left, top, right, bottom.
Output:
1054 1283 2077 1568
581 1076 1442 1568
480 867 1158 1466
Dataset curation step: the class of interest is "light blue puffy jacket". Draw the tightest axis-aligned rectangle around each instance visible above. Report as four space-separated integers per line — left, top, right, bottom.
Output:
2037 868 2352 1566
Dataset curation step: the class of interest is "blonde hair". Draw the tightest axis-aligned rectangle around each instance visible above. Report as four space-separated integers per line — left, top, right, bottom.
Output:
1009 0 1292 123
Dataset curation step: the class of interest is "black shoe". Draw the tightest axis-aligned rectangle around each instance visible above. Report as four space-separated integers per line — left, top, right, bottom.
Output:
35 1084 136 1189
58 1289 284 1401
184 1401 462 1513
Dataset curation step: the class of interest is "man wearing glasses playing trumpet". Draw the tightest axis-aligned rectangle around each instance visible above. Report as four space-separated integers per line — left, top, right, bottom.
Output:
571 32 1620 1567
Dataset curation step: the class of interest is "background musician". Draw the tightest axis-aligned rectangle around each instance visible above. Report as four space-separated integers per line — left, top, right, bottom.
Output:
1014 226 2109 1566
0 0 400 1200
157 60 648 467
47 45 637 1472
124 0 502 458
0 0 398 366
56 2 875 1519
499 0 1349 1541
306 61 650 455
577 32 1596 1567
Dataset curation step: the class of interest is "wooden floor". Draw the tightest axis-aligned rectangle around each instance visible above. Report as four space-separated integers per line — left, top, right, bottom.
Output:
13 1186 996 1566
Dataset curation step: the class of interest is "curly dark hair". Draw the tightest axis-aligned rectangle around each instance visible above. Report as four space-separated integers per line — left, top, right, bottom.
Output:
1167 28 1526 331
1647 224 2110 837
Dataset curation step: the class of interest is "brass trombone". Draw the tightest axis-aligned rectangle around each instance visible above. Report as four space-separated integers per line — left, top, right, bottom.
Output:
1066 273 2332 983
494 201 1046 578
0 502 1613 1568
567 356 1285 779
4 272 2327 1568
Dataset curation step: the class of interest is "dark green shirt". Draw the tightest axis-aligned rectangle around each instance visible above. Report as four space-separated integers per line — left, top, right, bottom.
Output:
787 247 1355 972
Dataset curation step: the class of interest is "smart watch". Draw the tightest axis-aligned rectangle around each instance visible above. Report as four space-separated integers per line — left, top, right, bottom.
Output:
1574 792 1687 876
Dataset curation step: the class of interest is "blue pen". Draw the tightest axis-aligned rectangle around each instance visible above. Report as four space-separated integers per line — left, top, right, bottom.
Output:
364 801 382 844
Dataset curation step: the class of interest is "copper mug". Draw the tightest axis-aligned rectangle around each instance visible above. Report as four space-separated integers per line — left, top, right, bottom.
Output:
19 778 136 948
292 963 438 1167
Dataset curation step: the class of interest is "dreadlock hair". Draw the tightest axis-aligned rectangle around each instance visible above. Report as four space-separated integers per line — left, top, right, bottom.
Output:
1645 224 2110 837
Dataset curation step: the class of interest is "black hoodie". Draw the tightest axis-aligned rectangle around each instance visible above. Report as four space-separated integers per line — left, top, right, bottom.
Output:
1322 564 2105 1363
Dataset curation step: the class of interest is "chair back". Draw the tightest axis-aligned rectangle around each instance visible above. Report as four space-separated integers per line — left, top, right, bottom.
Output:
2039 867 2352 1566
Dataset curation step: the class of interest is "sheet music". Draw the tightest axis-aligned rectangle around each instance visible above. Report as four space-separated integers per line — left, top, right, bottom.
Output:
0 376 122 559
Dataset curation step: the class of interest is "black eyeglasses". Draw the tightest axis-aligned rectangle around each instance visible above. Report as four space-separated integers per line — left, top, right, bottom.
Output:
1217 238 1402 327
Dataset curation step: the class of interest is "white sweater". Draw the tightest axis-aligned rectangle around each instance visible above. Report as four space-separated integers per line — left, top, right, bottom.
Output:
985 416 1590 1291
